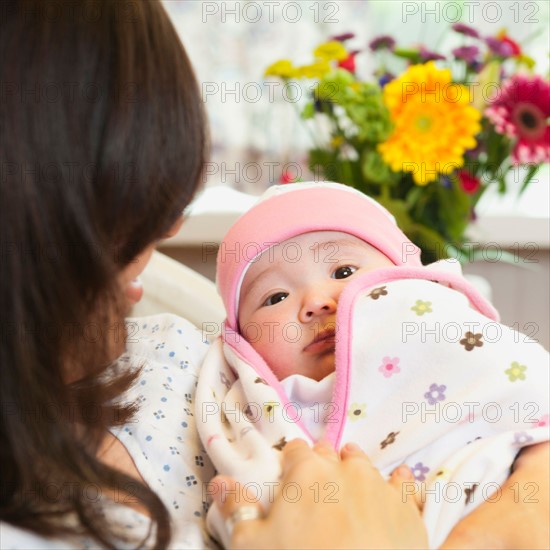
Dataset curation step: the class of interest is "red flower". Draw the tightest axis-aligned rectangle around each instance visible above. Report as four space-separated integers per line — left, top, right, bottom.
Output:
279 171 297 184
457 171 480 194
338 51 358 73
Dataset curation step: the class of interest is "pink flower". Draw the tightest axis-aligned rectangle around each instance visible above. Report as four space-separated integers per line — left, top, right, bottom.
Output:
378 356 401 378
537 414 549 427
485 75 550 164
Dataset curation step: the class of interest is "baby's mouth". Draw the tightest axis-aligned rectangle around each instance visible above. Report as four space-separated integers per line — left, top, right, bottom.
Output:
303 328 337 353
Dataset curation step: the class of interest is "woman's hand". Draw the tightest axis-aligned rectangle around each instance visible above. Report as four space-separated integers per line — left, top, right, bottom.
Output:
210 439 428 550
440 441 549 549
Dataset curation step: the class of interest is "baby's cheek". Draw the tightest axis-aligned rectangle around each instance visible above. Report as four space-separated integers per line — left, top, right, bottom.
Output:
249 334 292 380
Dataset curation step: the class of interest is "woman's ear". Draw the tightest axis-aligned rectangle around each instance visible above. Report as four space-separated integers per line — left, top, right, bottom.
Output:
163 214 185 239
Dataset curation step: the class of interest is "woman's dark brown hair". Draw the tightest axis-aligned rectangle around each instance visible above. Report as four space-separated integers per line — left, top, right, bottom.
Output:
0 0 206 547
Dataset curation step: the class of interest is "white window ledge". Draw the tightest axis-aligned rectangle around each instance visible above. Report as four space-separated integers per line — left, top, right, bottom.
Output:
167 186 550 249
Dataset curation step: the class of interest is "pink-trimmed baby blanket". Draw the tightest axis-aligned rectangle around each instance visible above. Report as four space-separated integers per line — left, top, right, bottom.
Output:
196 260 549 548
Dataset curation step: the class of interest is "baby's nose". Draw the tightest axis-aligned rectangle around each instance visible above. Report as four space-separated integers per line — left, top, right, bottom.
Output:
299 291 337 322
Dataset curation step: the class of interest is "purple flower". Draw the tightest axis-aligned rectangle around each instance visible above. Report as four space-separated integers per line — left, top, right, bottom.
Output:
441 176 452 189
369 35 396 51
378 73 395 87
452 23 480 38
419 46 446 62
331 32 355 42
470 60 484 73
424 383 447 405
452 45 480 64
485 37 514 58
411 462 430 482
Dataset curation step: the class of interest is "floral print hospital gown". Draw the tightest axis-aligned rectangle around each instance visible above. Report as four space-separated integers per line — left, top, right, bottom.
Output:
1 314 216 549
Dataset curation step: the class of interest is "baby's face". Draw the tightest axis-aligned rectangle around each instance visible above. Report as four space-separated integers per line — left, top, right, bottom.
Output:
238 231 394 381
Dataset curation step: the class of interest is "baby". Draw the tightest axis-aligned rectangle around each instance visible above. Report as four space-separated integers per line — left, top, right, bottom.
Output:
196 181 549 548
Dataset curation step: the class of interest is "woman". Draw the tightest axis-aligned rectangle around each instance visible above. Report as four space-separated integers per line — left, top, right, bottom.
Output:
1 0 206 546
1 0 547 548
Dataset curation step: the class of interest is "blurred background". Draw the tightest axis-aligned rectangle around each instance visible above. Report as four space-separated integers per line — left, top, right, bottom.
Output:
156 0 549 347
164 0 549 214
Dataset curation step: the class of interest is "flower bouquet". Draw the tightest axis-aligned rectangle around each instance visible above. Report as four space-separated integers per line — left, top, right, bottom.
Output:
265 25 549 263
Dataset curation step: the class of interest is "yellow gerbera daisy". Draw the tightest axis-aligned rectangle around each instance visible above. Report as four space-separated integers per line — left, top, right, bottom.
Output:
378 62 481 185
314 40 348 62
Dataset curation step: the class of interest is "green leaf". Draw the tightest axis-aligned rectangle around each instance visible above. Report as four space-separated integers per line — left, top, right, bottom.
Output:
408 223 453 264
497 174 507 194
375 196 413 233
301 102 315 120
433 176 471 243
308 148 338 180
393 48 421 63
361 150 393 185
519 164 540 195
405 186 423 210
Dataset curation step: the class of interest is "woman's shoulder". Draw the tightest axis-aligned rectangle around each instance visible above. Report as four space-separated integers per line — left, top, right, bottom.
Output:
0 522 75 550
123 313 210 373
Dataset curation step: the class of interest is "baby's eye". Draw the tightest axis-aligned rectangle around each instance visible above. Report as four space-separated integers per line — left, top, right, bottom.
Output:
263 292 289 306
332 266 357 279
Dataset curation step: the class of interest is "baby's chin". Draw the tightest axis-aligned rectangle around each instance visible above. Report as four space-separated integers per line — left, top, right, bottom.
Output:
268 349 336 381
304 350 336 381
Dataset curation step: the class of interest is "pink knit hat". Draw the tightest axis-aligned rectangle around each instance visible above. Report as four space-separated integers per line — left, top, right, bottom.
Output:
216 181 423 330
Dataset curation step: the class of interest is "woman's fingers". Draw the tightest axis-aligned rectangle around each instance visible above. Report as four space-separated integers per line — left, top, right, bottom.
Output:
284 439 372 466
390 464 414 482
208 476 264 549
209 475 263 515
389 464 424 511
280 438 312 475
281 438 338 477
312 439 339 462
224 443 429 549
340 442 370 462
